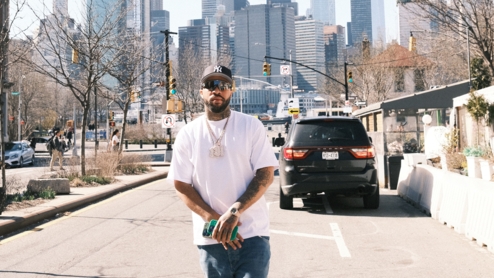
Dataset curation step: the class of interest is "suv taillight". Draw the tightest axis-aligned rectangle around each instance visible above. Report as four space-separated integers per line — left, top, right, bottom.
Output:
350 147 375 159
283 148 309 160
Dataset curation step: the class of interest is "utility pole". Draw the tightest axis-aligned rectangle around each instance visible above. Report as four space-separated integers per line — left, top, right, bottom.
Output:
160 30 176 155
344 62 349 101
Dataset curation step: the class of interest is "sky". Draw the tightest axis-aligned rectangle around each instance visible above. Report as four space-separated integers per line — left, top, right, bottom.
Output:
11 0 398 42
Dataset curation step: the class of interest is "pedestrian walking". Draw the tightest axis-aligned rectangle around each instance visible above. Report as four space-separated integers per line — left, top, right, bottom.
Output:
111 129 120 152
49 127 65 171
284 121 289 134
29 136 36 151
168 64 279 278
66 127 73 148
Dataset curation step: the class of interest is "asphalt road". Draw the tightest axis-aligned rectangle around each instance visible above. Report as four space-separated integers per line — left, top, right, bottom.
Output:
0 177 493 277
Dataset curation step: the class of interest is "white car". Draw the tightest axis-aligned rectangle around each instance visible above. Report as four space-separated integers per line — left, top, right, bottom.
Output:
4 141 35 168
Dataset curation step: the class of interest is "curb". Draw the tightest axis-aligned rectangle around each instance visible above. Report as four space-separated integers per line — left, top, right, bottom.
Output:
0 171 168 237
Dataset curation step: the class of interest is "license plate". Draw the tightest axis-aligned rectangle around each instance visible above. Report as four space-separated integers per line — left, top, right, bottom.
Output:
322 152 339 160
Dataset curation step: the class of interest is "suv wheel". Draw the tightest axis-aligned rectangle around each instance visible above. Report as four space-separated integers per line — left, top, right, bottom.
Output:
363 186 379 209
280 187 293 209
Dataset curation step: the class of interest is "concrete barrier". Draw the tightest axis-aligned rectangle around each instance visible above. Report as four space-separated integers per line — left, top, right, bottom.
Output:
398 164 494 253
465 181 494 251
27 178 70 194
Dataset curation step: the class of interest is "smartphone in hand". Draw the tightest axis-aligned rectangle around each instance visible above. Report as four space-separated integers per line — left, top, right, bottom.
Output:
202 219 238 241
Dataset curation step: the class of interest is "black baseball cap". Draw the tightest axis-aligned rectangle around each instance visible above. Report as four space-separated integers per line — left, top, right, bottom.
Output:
201 65 233 84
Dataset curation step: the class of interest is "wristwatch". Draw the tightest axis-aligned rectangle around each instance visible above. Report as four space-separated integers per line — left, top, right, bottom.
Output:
230 207 239 217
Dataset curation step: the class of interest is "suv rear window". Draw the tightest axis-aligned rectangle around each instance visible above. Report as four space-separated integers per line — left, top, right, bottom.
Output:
291 120 369 146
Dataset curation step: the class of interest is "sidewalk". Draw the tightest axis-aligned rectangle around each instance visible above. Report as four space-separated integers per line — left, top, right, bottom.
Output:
0 166 170 237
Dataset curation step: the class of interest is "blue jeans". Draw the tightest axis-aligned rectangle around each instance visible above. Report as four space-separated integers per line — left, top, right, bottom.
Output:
197 236 270 278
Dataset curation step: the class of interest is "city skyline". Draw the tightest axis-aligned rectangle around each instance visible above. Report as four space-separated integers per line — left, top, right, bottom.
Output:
12 0 399 44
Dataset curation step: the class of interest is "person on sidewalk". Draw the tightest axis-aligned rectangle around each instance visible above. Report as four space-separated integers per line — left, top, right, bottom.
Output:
111 129 120 153
169 64 279 278
50 127 65 171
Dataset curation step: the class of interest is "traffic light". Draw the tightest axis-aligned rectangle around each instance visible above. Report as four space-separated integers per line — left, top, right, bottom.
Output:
348 71 353 83
72 48 79 64
409 35 417 52
130 91 135 102
263 62 268 76
110 121 115 127
109 111 114 120
267 64 271 76
169 76 177 95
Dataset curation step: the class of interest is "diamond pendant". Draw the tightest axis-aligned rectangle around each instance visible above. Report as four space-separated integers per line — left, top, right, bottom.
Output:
209 144 224 158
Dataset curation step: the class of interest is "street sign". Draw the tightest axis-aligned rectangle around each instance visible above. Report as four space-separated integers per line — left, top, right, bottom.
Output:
11 91 19 96
345 100 350 106
288 98 299 108
355 101 367 106
280 65 291 75
343 106 352 113
162 114 176 128
288 108 300 115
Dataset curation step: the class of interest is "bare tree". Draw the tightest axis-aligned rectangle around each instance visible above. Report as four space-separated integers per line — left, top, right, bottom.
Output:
409 0 494 79
19 0 127 175
176 42 206 123
105 30 157 152
0 0 30 213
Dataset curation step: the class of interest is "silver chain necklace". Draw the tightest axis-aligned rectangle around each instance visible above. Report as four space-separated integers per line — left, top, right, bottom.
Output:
205 115 230 158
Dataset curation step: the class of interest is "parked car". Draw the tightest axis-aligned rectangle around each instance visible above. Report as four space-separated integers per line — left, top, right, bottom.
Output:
4 141 35 168
32 136 52 152
278 116 379 209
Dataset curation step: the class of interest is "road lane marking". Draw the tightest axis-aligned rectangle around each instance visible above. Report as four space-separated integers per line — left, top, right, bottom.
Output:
322 196 333 214
330 223 351 258
0 179 164 245
270 229 334 240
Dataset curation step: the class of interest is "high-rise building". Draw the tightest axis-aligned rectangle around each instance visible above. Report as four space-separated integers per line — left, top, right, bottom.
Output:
203 0 248 18
347 22 352 46
295 18 325 92
350 0 385 46
234 4 296 83
268 0 298 15
151 0 163 10
180 5 232 66
309 0 335 25
53 0 68 18
397 0 433 49
324 25 346 66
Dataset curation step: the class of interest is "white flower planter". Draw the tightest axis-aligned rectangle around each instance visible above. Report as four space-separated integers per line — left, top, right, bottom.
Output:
480 160 494 181
466 156 482 178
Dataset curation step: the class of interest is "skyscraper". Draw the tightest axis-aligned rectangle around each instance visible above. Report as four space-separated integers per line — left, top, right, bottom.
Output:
203 0 247 18
295 18 325 92
151 0 163 10
234 4 296 81
350 0 385 46
309 0 335 25
324 25 346 65
53 0 68 18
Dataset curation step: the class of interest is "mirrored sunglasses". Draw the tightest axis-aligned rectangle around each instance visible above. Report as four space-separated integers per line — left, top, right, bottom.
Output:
202 80 233 91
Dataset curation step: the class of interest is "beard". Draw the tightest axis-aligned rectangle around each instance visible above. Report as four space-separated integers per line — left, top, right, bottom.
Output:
205 95 231 113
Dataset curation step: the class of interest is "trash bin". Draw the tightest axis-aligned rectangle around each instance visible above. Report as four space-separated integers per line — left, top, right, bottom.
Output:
387 155 404 190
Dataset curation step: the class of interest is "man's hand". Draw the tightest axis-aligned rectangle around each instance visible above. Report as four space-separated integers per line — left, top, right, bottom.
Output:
212 212 243 250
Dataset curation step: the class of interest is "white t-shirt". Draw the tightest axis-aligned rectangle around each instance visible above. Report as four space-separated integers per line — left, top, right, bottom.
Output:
168 111 279 245
112 135 120 146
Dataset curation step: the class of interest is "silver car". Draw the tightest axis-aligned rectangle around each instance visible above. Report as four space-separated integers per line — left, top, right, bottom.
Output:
4 141 35 168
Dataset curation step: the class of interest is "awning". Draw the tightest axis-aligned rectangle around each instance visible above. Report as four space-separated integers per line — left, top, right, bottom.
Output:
353 80 470 117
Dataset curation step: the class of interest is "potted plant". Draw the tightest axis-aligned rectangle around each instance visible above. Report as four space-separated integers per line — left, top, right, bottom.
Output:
441 128 461 171
479 145 494 181
463 146 485 178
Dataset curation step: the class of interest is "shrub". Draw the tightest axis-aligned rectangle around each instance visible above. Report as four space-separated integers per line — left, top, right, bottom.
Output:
38 188 56 199
463 146 486 157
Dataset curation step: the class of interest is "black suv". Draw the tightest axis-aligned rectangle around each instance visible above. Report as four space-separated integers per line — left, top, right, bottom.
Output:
279 117 379 209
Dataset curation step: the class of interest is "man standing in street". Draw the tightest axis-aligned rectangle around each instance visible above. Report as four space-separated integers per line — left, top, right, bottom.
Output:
168 64 279 278
50 127 65 171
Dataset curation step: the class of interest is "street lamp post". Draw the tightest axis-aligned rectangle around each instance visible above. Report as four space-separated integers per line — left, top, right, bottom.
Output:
17 74 24 141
